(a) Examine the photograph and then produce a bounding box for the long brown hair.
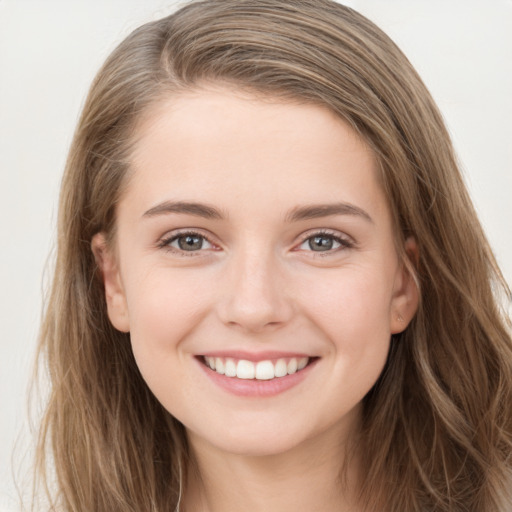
[33,1,512,510]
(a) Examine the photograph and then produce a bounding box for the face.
[93,86,418,458]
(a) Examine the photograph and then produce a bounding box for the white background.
[1,1,511,509]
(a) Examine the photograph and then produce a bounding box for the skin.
[93,85,419,511]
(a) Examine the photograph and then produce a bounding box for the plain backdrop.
[1,1,511,509]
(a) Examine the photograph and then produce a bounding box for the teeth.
[287,358,298,374]
[215,357,225,375]
[274,359,288,377]
[255,360,274,380]
[204,356,310,380]
[237,360,255,379]
[225,358,237,377]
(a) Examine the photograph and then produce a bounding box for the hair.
[33,1,512,510]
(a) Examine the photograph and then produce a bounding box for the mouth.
[199,355,317,381]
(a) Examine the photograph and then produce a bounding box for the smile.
[197,352,319,397]
[203,356,309,380]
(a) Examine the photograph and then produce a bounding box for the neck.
[184,422,362,512]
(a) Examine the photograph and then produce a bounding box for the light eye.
[166,233,213,252]
[298,233,350,252]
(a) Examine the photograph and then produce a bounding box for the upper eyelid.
[297,228,352,243]
[161,228,214,241]
[294,230,354,252]
[158,228,218,250]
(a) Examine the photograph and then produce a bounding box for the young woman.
[34,1,512,510]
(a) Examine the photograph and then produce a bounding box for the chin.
[188,419,313,458]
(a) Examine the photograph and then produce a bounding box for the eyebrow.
[142,201,224,220]
[142,200,373,224]
[285,203,373,223]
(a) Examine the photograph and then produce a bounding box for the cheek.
[124,269,213,357]
[299,266,394,343]
[317,274,393,400]
[123,269,215,415]
[297,266,394,391]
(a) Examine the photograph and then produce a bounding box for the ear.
[390,237,420,334]
[91,233,130,333]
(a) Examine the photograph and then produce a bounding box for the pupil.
[309,236,333,251]
[178,235,202,251]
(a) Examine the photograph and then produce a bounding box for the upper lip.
[199,350,315,362]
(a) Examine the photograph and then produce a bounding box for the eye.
[298,232,352,253]
[161,231,215,253]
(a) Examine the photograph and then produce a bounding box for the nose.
[216,246,294,333]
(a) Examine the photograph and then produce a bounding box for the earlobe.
[390,237,420,334]
[91,233,130,333]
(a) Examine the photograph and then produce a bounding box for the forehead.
[133,86,369,151]
[123,86,387,222]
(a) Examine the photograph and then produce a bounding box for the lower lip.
[196,358,318,397]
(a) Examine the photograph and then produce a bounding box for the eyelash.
[157,229,354,256]
[157,230,217,256]
[296,230,354,255]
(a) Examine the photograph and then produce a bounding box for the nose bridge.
[218,239,292,332]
